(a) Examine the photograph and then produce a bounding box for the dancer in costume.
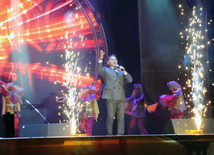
[125,83,148,134]
[159,81,186,119]
[147,81,186,119]
[0,81,24,137]
[78,85,100,136]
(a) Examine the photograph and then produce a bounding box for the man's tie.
[115,69,118,74]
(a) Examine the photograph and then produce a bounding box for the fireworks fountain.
[181,5,209,131]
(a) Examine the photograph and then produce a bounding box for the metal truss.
[73,0,108,86]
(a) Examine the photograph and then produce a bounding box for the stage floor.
[1,134,214,155]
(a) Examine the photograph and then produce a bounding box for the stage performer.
[78,85,101,136]
[0,81,24,137]
[159,81,186,119]
[98,50,133,135]
[125,83,148,134]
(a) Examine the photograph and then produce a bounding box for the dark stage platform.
[0,134,214,155]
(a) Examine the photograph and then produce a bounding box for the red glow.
[1,61,101,88]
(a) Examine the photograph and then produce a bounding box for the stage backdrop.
[0,0,107,136]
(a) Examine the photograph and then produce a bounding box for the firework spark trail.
[63,50,82,134]
[186,6,207,130]
[60,2,88,134]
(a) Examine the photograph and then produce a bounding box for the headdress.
[167,81,186,111]
[132,83,143,95]
[11,85,24,94]
[79,85,98,100]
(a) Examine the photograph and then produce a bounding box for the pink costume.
[125,84,148,134]
[159,81,186,119]
[78,86,100,136]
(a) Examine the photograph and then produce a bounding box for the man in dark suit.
[98,50,133,135]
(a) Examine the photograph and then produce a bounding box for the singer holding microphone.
[98,50,133,135]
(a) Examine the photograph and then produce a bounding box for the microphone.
[116,64,124,71]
